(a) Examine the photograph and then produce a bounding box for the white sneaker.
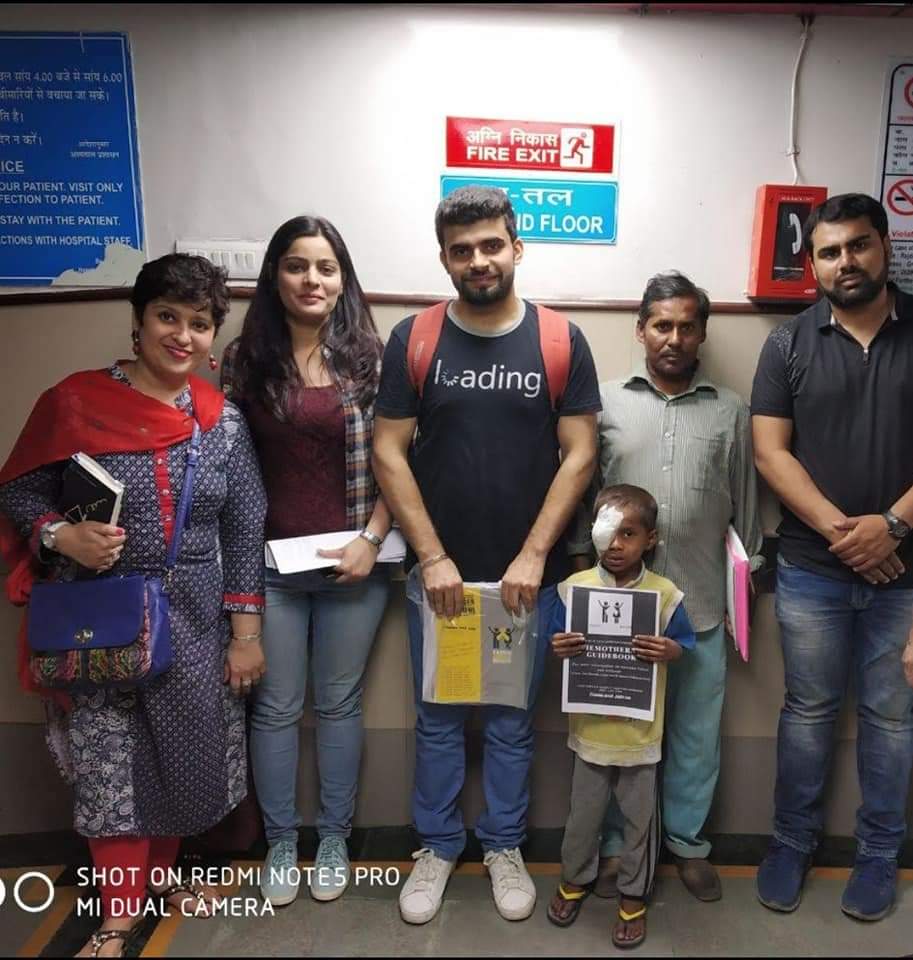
[398,848,455,924]
[483,847,536,920]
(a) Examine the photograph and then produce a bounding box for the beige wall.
[2,295,885,839]
[0,296,854,744]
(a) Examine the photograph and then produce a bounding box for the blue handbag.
[26,422,201,692]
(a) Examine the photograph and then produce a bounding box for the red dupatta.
[0,365,225,694]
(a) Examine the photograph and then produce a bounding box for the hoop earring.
[131,329,140,356]
[209,354,218,371]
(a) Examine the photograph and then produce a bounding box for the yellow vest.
[558,564,684,767]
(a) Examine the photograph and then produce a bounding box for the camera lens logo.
[0,873,55,912]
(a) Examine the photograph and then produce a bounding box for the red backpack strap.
[406,301,448,398]
[536,304,571,410]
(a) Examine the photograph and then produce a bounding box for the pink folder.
[725,525,750,662]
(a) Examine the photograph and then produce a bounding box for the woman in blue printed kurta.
[0,255,266,958]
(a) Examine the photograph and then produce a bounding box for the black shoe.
[841,856,897,922]
[756,840,811,912]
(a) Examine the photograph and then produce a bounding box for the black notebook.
[60,453,125,527]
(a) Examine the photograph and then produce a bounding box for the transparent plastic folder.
[407,569,538,709]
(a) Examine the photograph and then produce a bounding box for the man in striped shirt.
[579,271,763,902]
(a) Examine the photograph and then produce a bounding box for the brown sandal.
[83,927,136,958]
[612,899,647,949]
[546,883,590,927]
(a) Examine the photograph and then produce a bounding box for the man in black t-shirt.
[751,194,913,923]
[373,186,600,924]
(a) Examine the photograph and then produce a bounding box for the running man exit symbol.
[561,128,594,169]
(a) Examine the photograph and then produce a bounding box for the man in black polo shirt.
[751,193,913,922]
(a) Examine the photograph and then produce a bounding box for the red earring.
[209,354,218,371]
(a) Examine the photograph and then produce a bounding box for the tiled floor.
[1,862,911,957]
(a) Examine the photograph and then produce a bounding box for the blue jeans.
[600,623,726,860]
[772,556,913,859]
[406,577,560,860]
[250,567,389,844]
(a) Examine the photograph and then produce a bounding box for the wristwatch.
[883,510,912,541]
[359,529,383,548]
[39,520,67,552]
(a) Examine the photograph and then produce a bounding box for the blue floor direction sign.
[441,175,617,244]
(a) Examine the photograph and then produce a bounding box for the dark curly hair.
[130,253,230,330]
[435,185,518,247]
[232,216,382,416]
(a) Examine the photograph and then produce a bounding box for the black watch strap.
[884,510,911,540]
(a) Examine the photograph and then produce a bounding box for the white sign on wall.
[877,60,913,293]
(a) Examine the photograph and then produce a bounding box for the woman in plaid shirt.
[221,215,392,907]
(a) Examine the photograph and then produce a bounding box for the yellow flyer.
[434,588,482,702]
[411,574,536,708]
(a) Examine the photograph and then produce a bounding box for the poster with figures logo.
[587,591,633,636]
[562,586,659,720]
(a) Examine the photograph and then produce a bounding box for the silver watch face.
[887,513,911,539]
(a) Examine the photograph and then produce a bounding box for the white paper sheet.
[265,529,407,573]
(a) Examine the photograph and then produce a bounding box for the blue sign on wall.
[441,175,617,245]
[0,32,144,284]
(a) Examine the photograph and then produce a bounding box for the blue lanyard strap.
[165,421,201,571]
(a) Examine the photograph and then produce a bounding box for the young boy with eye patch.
[546,483,696,949]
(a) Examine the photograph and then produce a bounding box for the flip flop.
[612,901,647,949]
[546,883,589,927]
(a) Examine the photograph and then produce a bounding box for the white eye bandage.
[591,504,624,553]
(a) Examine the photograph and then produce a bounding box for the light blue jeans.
[406,572,560,860]
[772,555,913,859]
[600,622,726,860]
[250,567,389,844]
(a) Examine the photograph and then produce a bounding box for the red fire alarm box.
[748,184,827,301]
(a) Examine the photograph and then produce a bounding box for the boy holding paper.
[548,484,695,948]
